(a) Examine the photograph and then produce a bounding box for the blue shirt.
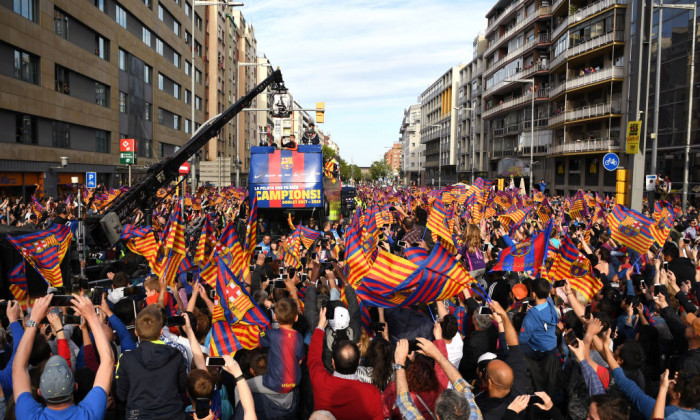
[260,328,304,393]
[519,297,558,352]
[15,387,107,420]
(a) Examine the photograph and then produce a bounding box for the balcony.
[494,127,505,137]
[484,6,552,59]
[506,122,522,134]
[566,101,621,123]
[552,0,567,14]
[548,111,567,126]
[550,137,621,154]
[484,33,551,79]
[482,88,550,118]
[569,0,627,26]
[484,59,550,99]
[550,31,625,70]
[551,17,568,42]
[566,65,624,91]
[486,0,524,36]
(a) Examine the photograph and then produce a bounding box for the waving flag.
[356,249,419,306]
[651,201,674,246]
[569,190,588,219]
[550,235,603,300]
[537,198,552,223]
[426,198,457,254]
[8,262,27,301]
[194,216,216,265]
[7,224,73,287]
[283,225,302,268]
[243,196,258,263]
[299,225,322,249]
[155,200,186,287]
[31,196,44,217]
[491,220,552,273]
[344,209,371,287]
[121,225,159,270]
[607,204,656,254]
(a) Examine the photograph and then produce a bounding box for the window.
[95,82,107,107]
[185,31,192,45]
[15,114,36,144]
[173,20,180,37]
[55,65,70,94]
[158,73,164,90]
[185,1,191,17]
[173,82,180,100]
[195,96,202,110]
[173,114,180,130]
[145,102,152,121]
[95,130,109,153]
[195,69,202,84]
[185,60,190,75]
[95,35,109,60]
[94,0,104,12]
[119,49,128,71]
[195,14,202,31]
[173,52,180,68]
[156,38,163,55]
[138,138,153,158]
[52,121,70,148]
[144,64,152,84]
[143,0,151,8]
[13,48,39,84]
[184,89,191,104]
[194,41,202,57]
[13,0,37,22]
[157,4,164,20]
[116,5,127,28]
[158,108,163,124]
[119,91,127,113]
[54,9,69,39]
[142,27,151,46]
[185,118,191,134]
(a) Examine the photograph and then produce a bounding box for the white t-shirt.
[444,334,464,369]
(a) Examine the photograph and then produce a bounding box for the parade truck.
[249,145,333,238]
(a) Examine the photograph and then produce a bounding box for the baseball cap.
[328,306,350,331]
[684,313,700,336]
[512,283,528,301]
[40,355,74,403]
[477,352,498,365]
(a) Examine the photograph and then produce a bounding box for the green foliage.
[369,160,391,181]
[321,145,336,162]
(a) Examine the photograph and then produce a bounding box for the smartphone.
[482,243,489,252]
[195,398,210,420]
[397,240,408,248]
[287,268,296,279]
[369,321,386,333]
[522,300,530,311]
[640,280,646,291]
[205,357,226,366]
[254,246,263,252]
[584,304,591,319]
[299,272,308,281]
[209,289,216,299]
[279,267,286,275]
[91,286,104,306]
[274,280,286,289]
[166,316,186,327]
[553,280,567,288]
[663,261,669,271]
[61,315,82,325]
[478,306,492,315]
[654,284,661,295]
[249,264,255,272]
[564,329,578,348]
[529,394,545,405]
[310,252,317,260]
[408,339,420,353]
[50,295,75,306]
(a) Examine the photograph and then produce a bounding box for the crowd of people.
[0,183,699,420]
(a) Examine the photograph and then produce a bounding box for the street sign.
[120,152,134,165]
[603,153,620,171]
[625,121,641,154]
[86,172,96,189]
[646,175,658,192]
[120,138,135,152]
[179,162,190,174]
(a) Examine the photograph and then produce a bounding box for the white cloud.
[243,0,492,165]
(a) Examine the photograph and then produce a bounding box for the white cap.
[328,306,350,331]
[477,352,497,364]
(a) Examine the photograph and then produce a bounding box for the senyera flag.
[606,204,656,254]
[550,235,603,300]
[7,224,73,287]
[491,220,553,274]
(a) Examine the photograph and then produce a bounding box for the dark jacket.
[459,326,498,382]
[668,257,696,288]
[234,390,299,420]
[116,340,188,420]
[474,345,528,420]
[384,306,434,346]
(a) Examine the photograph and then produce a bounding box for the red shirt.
[308,329,383,420]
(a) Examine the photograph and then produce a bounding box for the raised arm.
[490,300,518,347]
[73,295,115,393]
[184,312,206,370]
[223,355,257,420]
[12,296,51,396]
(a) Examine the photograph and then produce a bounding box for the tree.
[351,165,363,181]
[321,145,337,162]
[369,160,391,181]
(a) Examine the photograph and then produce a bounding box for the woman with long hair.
[459,224,486,281]
[357,337,393,392]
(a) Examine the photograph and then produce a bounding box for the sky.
[244,0,493,166]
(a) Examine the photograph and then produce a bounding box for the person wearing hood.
[115,304,188,419]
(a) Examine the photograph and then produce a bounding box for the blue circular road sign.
[603,153,619,171]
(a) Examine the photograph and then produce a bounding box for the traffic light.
[316,102,325,124]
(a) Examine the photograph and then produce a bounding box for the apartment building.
[384,142,402,174]
[399,104,423,185]
[420,65,464,187]
[0,0,206,198]
[256,55,273,140]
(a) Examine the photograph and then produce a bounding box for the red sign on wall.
[179,162,191,174]
[120,139,136,152]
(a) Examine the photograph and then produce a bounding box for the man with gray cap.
[13,294,115,419]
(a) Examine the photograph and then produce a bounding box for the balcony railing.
[484,6,552,58]
[566,101,621,122]
[484,57,550,99]
[569,0,627,26]
[550,31,625,70]
[494,127,505,137]
[567,65,624,90]
[486,0,524,36]
[484,33,551,79]
[506,122,522,134]
[552,0,567,14]
[551,17,568,42]
[521,144,551,155]
[549,81,567,98]
[550,138,621,154]
[483,88,550,118]
[523,118,550,129]
[549,112,567,126]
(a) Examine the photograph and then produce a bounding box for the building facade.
[384,142,402,174]
[399,104,423,184]
[0,0,207,198]
[420,65,463,187]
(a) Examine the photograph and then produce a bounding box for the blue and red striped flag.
[344,209,371,288]
[283,225,302,268]
[194,216,216,265]
[7,224,73,287]
[155,200,186,287]
[606,204,656,254]
[299,225,322,249]
[491,220,553,273]
[426,198,457,254]
[121,224,159,272]
[8,262,27,301]
[651,201,674,246]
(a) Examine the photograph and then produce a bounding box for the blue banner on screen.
[250,146,323,208]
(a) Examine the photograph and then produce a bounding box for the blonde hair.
[461,224,481,252]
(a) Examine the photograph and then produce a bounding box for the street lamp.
[649,2,696,211]
[235,61,273,187]
[191,1,244,191]
[505,78,535,195]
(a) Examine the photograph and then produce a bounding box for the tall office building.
[0,0,206,198]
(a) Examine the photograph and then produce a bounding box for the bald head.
[331,340,360,375]
[486,360,513,392]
